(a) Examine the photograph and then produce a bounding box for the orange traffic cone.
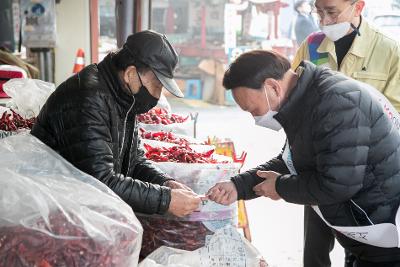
[72,48,85,74]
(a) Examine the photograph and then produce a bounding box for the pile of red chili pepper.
[138,216,213,259]
[140,128,191,146]
[0,110,35,132]
[144,143,225,163]
[0,209,139,267]
[137,107,189,125]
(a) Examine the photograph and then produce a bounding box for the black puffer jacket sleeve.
[32,92,171,215]
[231,146,289,200]
[276,91,370,205]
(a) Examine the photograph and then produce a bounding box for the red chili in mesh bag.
[137,107,189,125]
[144,144,226,164]
[0,110,35,132]
[138,216,214,259]
[0,209,138,267]
[140,128,190,146]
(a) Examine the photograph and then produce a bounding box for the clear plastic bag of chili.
[0,134,143,267]
[137,108,194,136]
[3,78,55,118]
[140,128,195,146]
[139,227,268,267]
[137,156,240,259]
[142,143,231,164]
[140,131,218,160]
[0,108,35,138]
[137,108,189,125]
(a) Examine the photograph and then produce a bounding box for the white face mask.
[319,4,356,41]
[253,86,282,131]
[320,22,351,41]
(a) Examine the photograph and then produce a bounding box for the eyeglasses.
[137,70,163,91]
[316,1,357,25]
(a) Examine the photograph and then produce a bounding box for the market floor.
[168,98,345,267]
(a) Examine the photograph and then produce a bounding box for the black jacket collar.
[97,53,135,114]
[275,61,319,130]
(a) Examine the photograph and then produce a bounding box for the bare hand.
[206,181,238,205]
[168,189,201,217]
[164,180,193,192]
[253,171,281,200]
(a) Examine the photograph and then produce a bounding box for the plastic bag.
[156,93,172,113]
[0,65,28,98]
[139,227,268,267]
[0,107,14,139]
[0,106,10,115]
[137,162,240,258]
[0,106,31,139]
[138,119,194,137]
[3,78,55,117]
[141,139,220,156]
[140,129,201,146]
[0,134,143,267]
[137,108,194,136]
[0,130,17,139]
[0,129,28,139]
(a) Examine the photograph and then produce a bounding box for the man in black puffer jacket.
[208,50,400,266]
[31,30,201,217]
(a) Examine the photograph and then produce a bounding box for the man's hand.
[206,181,238,206]
[164,180,193,192]
[253,171,281,201]
[168,189,201,217]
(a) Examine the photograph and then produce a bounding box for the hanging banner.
[21,0,56,48]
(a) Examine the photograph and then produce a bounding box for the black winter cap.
[123,30,183,98]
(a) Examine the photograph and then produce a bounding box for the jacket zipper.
[118,96,135,175]
[126,116,138,177]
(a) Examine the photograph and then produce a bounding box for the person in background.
[292,0,400,265]
[293,0,400,110]
[294,0,319,45]
[208,49,400,267]
[31,30,201,218]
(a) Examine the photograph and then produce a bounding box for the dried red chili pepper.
[138,216,214,259]
[0,209,139,267]
[140,129,191,146]
[143,144,226,164]
[0,110,35,132]
[137,108,189,125]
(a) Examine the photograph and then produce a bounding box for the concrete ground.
[168,98,345,267]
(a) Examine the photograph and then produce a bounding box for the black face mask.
[132,71,159,114]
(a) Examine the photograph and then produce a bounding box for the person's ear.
[265,78,281,98]
[123,65,137,84]
[354,1,365,17]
